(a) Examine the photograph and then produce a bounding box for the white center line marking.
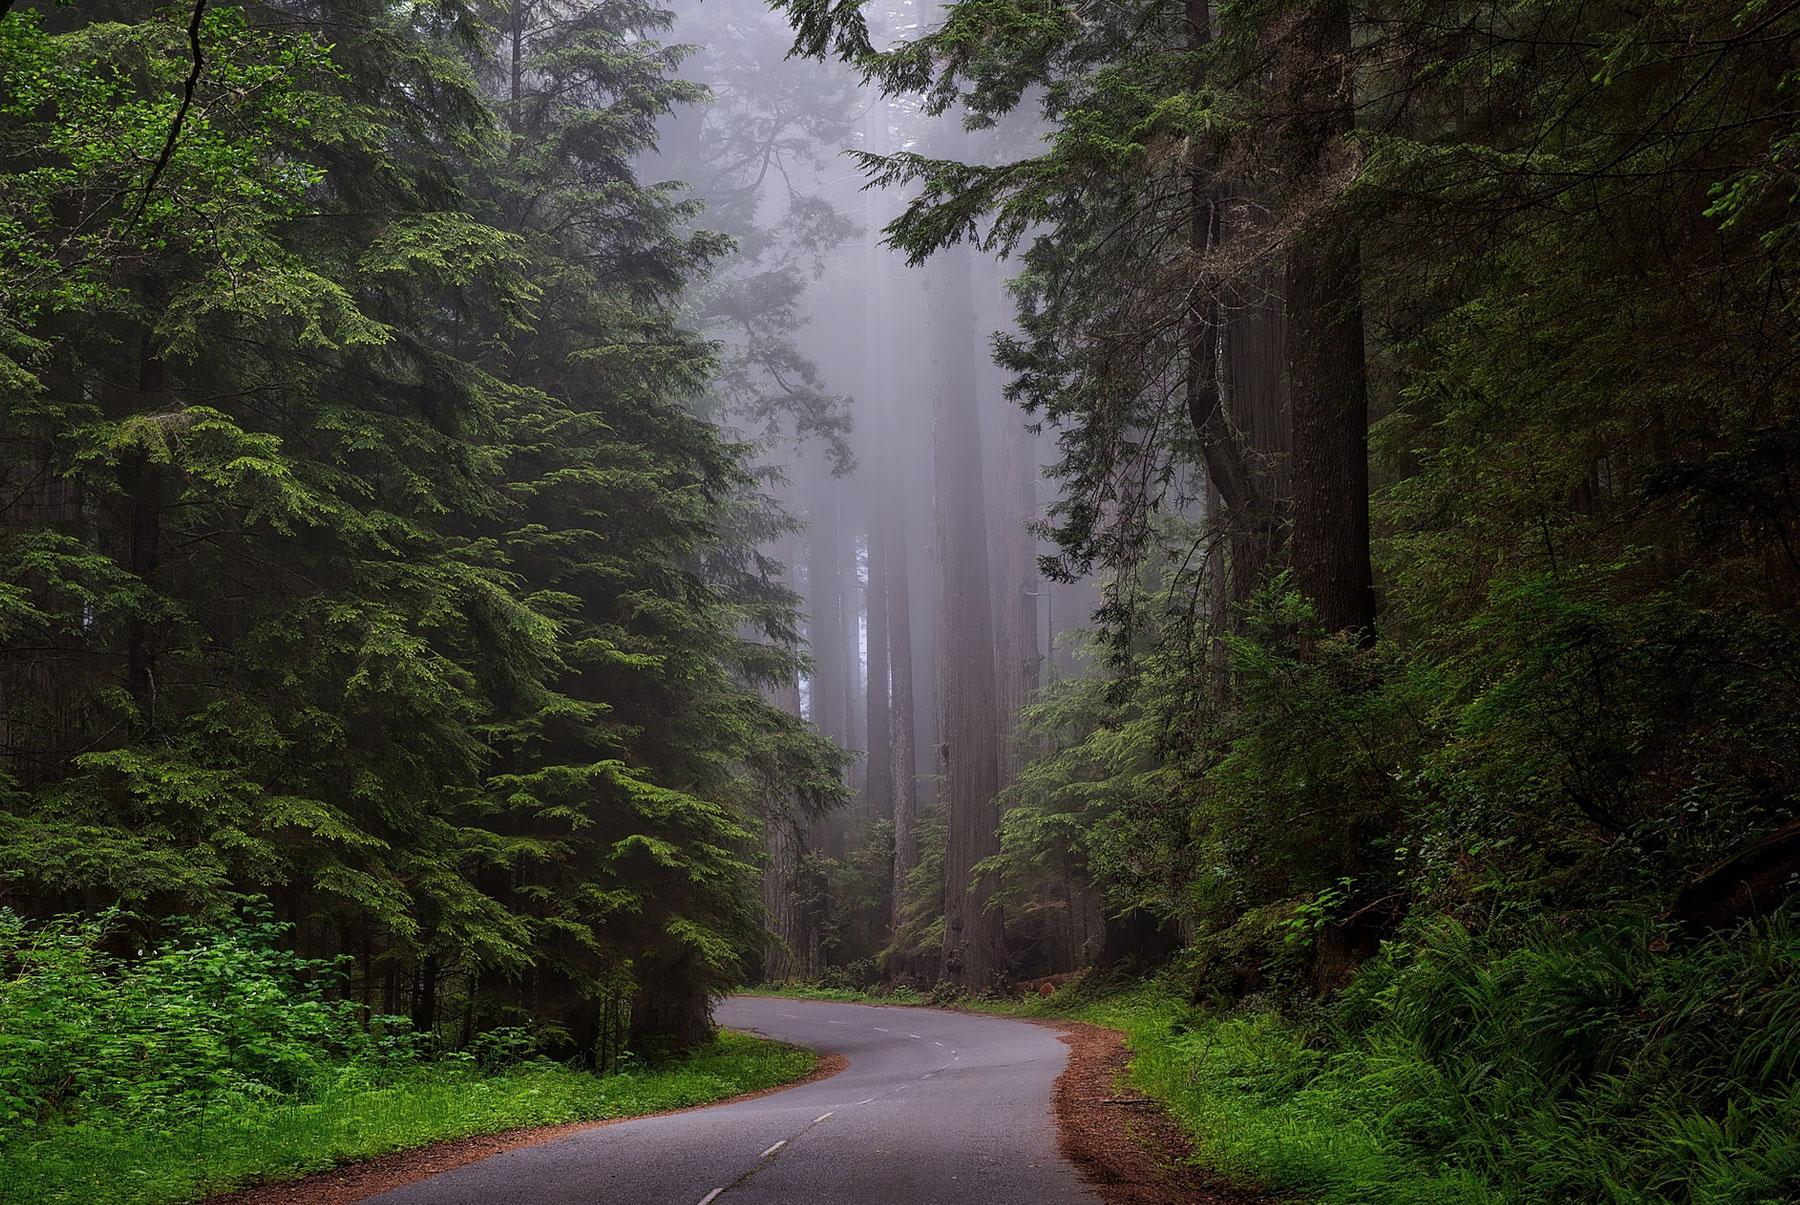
[855,1097,875,1105]
[872,1026,889,1032]
[777,1012,798,1019]
[699,1191,725,1205]
[908,1033,923,1039]
[760,1140,786,1159]
[814,1112,834,1123]
[933,1041,945,1047]
[828,1020,847,1025]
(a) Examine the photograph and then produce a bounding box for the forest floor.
[0,1032,818,1205]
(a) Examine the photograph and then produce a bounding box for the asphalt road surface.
[365,995,1099,1205]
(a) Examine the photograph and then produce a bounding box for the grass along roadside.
[752,912,1800,1204]
[0,1030,815,1205]
[747,979,1458,1200]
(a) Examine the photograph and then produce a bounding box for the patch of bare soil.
[204,1052,848,1205]
[1037,1019,1271,1205]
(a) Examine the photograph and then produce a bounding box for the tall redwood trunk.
[885,481,919,935]
[862,175,894,821]
[987,266,1039,785]
[807,458,851,772]
[930,229,1006,989]
[1283,0,1374,637]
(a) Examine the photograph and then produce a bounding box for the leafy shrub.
[0,906,400,1130]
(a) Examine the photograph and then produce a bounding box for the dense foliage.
[0,908,813,1203]
[0,0,843,1059]
[778,0,1800,1197]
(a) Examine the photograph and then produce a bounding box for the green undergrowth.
[753,909,1800,1204]
[1,911,815,1205]
[746,982,930,1005]
[1,1030,813,1205]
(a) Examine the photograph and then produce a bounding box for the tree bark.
[929,227,1006,989]
[1283,0,1374,638]
[886,489,919,935]
[862,169,895,822]
[988,267,1039,786]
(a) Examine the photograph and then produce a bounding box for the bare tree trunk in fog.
[807,463,847,749]
[763,513,816,979]
[876,314,919,940]
[930,234,1007,990]
[844,512,864,793]
[865,518,892,819]
[806,461,850,857]
[860,123,919,937]
[989,270,1039,786]
[1282,0,1374,638]
[886,480,919,934]
[862,252,891,819]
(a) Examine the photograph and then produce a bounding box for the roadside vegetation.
[761,905,1800,1205]
[0,910,815,1205]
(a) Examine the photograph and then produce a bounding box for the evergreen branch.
[124,0,208,232]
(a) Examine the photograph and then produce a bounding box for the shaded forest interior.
[4,0,1800,1200]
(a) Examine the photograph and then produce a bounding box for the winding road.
[365,995,1099,1205]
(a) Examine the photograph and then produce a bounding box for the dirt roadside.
[1040,1017,1272,1205]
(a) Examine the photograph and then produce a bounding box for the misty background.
[641,0,1109,985]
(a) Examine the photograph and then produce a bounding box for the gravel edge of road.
[201,1051,849,1205]
[1037,1018,1273,1205]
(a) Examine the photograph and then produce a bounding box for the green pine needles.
[0,0,844,1072]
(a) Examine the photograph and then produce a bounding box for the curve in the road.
[364,995,1098,1205]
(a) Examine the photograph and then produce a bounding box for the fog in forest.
[635,0,1111,986]
[10,0,1798,1193]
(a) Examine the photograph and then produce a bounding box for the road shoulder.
[1040,1018,1272,1205]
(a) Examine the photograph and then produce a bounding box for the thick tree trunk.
[761,807,812,980]
[1184,0,1272,606]
[879,375,920,940]
[862,177,894,822]
[861,110,920,941]
[1282,0,1374,638]
[929,230,1006,990]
